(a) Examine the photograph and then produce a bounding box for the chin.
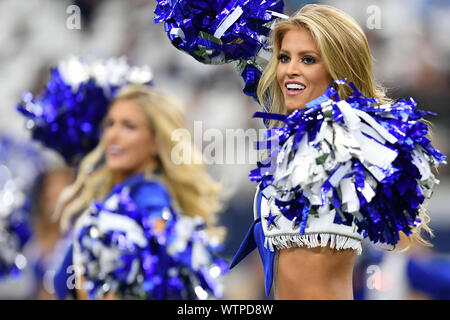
[285,100,307,112]
[106,161,126,172]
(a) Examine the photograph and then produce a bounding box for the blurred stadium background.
[0,0,449,299]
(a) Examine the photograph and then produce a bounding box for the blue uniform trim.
[129,176,172,219]
[229,218,259,269]
[230,189,276,296]
[54,243,74,300]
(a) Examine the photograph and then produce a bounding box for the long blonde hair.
[57,85,222,232]
[257,4,433,248]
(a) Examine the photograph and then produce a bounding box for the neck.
[111,160,159,186]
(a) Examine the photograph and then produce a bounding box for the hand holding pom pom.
[154,0,287,100]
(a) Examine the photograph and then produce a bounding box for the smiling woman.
[230,3,440,300]
[235,4,381,299]
[53,85,227,300]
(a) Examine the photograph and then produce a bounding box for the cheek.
[129,132,153,159]
[309,66,331,89]
[103,128,114,143]
[276,64,284,86]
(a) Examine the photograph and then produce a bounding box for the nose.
[286,59,301,77]
[104,123,119,144]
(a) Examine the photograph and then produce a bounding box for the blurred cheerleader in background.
[29,166,75,299]
[55,85,227,300]
[0,134,74,299]
[0,134,48,298]
[153,2,446,299]
[17,57,228,300]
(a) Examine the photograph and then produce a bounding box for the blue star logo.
[265,211,280,231]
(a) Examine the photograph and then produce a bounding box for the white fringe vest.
[256,186,363,255]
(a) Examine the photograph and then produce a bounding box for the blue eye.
[302,56,316,65]
[277,54,290,63]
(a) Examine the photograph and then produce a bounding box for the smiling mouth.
[108,145,124,156]
[285,82,306,96]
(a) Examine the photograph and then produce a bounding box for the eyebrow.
[279,49,320,56]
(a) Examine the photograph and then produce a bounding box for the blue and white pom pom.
[75,186,227,300]
[154,0,287,100]
[250,80,446,246]
[0,135,47,279]
[16,56,153,165]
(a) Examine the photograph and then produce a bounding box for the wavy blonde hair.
[257,4,433,248]
[56,85,223,234]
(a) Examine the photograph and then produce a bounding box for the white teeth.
[286,83,305,90]
[109,145,123,154]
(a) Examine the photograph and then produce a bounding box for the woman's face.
[103,99,156,178]
[276,27,332,112]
